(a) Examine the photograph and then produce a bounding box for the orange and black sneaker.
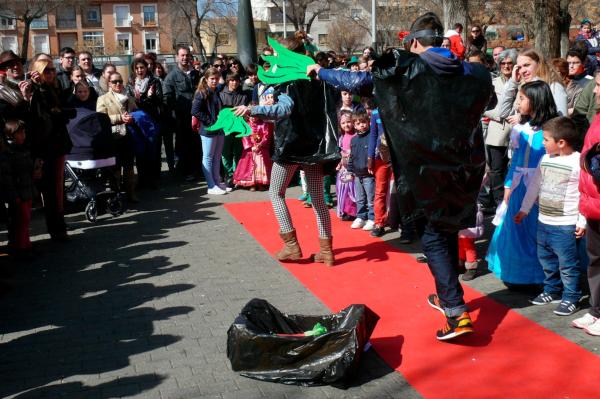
[427,293,445,316]
[436,312,473,341]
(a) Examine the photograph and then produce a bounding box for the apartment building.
[0,0,173,58]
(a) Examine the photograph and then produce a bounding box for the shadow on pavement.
[0,183,215,398]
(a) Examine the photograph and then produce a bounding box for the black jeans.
[421,222,467,317]
[480,145,508,207]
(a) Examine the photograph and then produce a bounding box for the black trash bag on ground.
[227,298,379,386]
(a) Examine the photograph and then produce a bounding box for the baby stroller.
[64,107,124,222]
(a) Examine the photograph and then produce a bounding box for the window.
[144,31,158,52]
[269,7,283,24]
[0,16,15,30]
[216,33,230,46]
[82,31,104,54]
[350,8,362,20]
[114,5,131,27]
[57,7,77,29]
[32,35,50,54]
[116,32,132,54]
[318,12,330,21]
[318,34,328,46]
[58,33,77,50]
[142,4,157,26]
[86,6,100,22]
[31,15,49,29]
[1,36,17,52]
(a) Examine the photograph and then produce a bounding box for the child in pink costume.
[336,110,357,219]
[233,88,274,190]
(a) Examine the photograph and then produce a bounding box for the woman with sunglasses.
[27,59,72,241]
[97,72,139,203]
[127,58,163,187]
[467,25,487,55]
[479,48,518,211]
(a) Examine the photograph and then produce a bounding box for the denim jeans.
[354,175,375,221]
[537,222,582,303]
[421,222,467,317]
[200,134,225,188]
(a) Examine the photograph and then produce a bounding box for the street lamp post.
[371,0,376,50]
[283,0,287,38]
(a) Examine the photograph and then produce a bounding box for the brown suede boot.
[313,237,334,266]
[275,230,303,261]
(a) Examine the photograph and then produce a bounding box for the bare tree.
[0,0,86,58]
[533,0,567,58]
[168,0,235,60]
[269,0,343,34]
[327,18,365,54]
[441,0,469,34]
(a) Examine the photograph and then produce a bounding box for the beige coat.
[483,75,511,147]
[96,90,137,135]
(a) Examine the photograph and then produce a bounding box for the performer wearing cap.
[307,12,493,341]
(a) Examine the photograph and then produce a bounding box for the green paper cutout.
[205,108,252,138]
[257,36,315,85]
[304,322,327,336]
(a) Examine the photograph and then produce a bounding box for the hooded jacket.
[580,114,600,220]
[319,47,492,231]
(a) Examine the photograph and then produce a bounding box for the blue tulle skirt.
[486,179,545,284]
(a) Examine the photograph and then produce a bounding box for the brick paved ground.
[0,175,597,399]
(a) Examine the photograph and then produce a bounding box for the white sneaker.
[351,218,365,229]
[572,312,598,329]
[584,318,600,336]
[218,184,233,192]
[207,187,227,195]
[362,220,375,231]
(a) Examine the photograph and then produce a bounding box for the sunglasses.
[110,79,123,84]
[214,64,223,68]
[472,29,481,33]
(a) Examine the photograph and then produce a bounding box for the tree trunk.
[559,0,571,57]
[533,0,561,58]
[20,19,31,59]
[442,0,468,37]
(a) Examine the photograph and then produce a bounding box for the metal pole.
[283,1,287,38]
[371,0,376,49]
[236,0,257,68]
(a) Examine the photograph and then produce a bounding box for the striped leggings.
[269,162,332,238]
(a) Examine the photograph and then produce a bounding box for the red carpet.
[225,200,597,398]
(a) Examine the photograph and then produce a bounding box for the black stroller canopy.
[67,108,115,161]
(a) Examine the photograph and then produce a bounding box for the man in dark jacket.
[308,12,492,341]
[56,47,76,93]
[163,46,200,180]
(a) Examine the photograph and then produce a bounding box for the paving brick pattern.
[0,180,421,399]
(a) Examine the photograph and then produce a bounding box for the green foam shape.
[206,108,252,137]
[257,36,314,85]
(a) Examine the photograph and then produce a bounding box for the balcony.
[31,18,49,30]
[56,19,77,30]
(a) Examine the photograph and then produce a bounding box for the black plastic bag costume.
[272,79,340,170]
[372,49,492,232]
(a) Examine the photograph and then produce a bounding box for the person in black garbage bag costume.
[307,12,493,341]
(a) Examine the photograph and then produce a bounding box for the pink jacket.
[580,114,600,220]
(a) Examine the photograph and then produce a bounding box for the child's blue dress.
[486,122,546,284]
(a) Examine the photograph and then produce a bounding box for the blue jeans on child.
[200,134,225,189]
[537,222,582,303]
[354,176,375,221]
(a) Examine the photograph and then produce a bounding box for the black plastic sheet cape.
[372,49,493,232]
[271,79,341,171]
[227,298,379,386]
